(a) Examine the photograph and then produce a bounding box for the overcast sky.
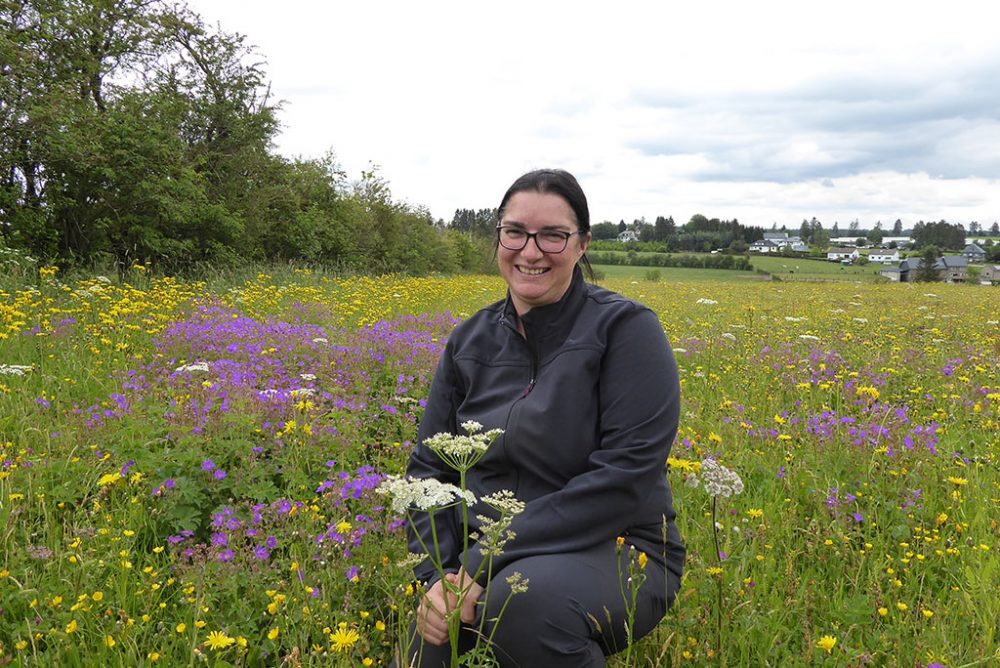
[187,0,1000,230]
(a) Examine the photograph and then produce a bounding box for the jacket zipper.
[501,316,538,398]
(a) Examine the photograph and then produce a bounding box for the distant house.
[891,255,967,282]
[980,265,1000,283]
[790,242,810,253]
[880,265,902,281]
[868,249,901,264]
[616,230,639,243]
[937,255,968,282]
[961,243,987,263]
[826,247,860,262]
[750,239,782,253]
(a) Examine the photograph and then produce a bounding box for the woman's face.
[497,191,590,315]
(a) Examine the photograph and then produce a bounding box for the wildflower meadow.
[1,264,998,666]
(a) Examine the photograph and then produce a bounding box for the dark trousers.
[398,541,680,668]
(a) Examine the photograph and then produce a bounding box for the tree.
[892,219,904,235]
[798,220,811,243]
[991,222,1000,236]
[618,220,626,233]
[915,246,940,282]
[653,215,675,242]
[591,222,618,241]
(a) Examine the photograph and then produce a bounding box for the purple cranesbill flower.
[777,466,785,479]
[201,459,216,472]
[253,546,270,560]
[211,532,228,547]
[213,469,227,480]
[345,566,359,581]
[852,512,864,523]
[218,549,235,563]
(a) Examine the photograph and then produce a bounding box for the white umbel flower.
[699,458,744,498]
[377,475,477,514]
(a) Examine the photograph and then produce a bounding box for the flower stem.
[712,495,723,659]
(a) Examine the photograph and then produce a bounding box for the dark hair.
[495,169,595,279]
[497,169,590,233]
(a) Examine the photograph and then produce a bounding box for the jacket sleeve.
[404,339,464,584]
[462,306,680,583]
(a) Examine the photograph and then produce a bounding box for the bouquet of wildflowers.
[378,422,525,667]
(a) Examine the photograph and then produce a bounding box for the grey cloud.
[625,60,1000,183]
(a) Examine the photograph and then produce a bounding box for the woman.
[403,169,684,667]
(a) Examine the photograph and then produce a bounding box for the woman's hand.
[416,578,456,646]
[446,567,484,625]
[416,569,485,646]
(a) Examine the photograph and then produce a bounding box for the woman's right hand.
[416,579,456,646]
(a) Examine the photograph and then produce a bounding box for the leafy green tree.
[915,246,940,282]
[591,222,618,241]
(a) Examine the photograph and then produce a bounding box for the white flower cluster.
[695,458,744,498]
[481,490,526,517]
[696,298,718,305]
[474,513,516,557]
[505,571,529,595]
[473,490,526,557]
[377,475,477,515]
[422,421,503,472]
[0,364,33,376]
[174,362,210,374]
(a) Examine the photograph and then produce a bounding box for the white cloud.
[187,0,1000,228]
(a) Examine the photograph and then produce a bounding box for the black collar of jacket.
[500,265,588,351]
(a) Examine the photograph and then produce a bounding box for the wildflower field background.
[1,264,998,666]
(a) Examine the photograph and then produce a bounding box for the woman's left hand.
[445,567,484,624]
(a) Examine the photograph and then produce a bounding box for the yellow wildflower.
[816,635,837,653]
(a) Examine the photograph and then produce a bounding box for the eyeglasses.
[496,226,582,254]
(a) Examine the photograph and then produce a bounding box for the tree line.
[1,1,489,274]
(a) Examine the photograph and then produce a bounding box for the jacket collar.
[501,265,587,347]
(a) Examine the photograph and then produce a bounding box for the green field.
[591,263,759,282]
[592,251,889,282]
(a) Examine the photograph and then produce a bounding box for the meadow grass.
[1,266,998,666]
[593,251,890,282]
[591,264,758,282]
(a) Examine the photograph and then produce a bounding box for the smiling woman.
[402,169,684,667]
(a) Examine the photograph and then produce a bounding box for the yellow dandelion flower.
[816,635,837,653]
[947,476,968,486]
[330,626,360,652]
[896,602,908,612]
[147,652,160,662]
[205,630,235,650]
[104,635,116,648]
[267,627,280,641]
[92,591,103,602]
[65,619,78,634]
[176,623,187,633]
[878,607,888,617]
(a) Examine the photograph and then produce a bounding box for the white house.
[827,247,860,262]
[750,239,782,253]
[616,230,639,243]
[868,249,900,264]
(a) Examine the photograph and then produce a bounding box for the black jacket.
[406,268,684,586]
